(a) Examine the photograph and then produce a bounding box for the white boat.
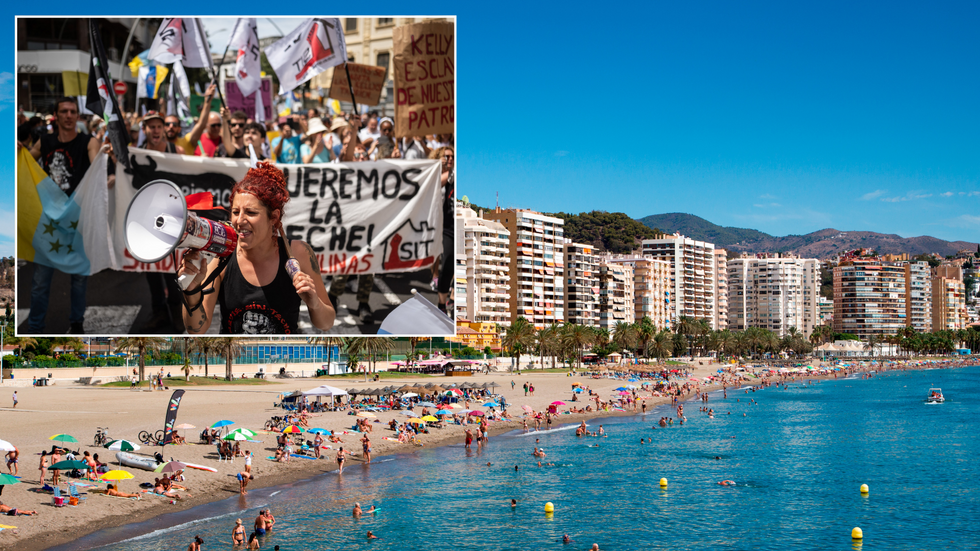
[925,388,945,404]
[115,451,161,471]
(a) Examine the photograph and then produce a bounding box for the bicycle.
[138,429,165,445]
[264,416,287,431]
[93,427,111,447]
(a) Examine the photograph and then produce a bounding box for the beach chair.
[215,443,226,462]
[68,483,86,503]
[52,486,66,507]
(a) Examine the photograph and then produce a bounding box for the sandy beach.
[0,358,860,550]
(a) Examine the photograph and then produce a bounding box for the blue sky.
[4,2,980,259]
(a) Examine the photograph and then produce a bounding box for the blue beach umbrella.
[435,410,453,415]
[483,402,499,408]
[211,420,235,428]
[307,428,329,435]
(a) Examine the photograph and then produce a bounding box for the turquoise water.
[56,366,980,550]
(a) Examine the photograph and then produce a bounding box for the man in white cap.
[301,117,334,163]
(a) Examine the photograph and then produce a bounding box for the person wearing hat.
[272,120,302,164]
[327,117,348,158]
[142,111,183,154]
[300,117,334,163]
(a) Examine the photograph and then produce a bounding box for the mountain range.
[637,213,979,258]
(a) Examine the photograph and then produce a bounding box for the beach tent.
[302,385,349,397]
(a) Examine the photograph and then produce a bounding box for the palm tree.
[115,337,166,385]
[612,322,638,358]
[636,317,656,361]
[561,323,595,371]
[763,331,780,358]
[342,337,366,376]
[308,336,344,372]
[646,330,675,364]
[407,337,427,368]
[864,334,883,366]
[179,339,194,382]
[716,329,734,359]
[502,317,536,371]
[537,325,561,369]
[190,337,221,378]
[360,337,395,373]
[217,337,246,381]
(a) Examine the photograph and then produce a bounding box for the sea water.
[56,365,980,550]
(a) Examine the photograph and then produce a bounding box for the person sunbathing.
[105,484,141,499]
[0,502,38,516]
[328,431,343,443]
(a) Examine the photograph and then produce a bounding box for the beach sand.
[0,358,793,551]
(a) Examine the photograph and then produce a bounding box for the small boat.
[116,451,161,471]
[925,388,945,404]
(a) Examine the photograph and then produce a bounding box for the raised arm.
[185,83,217,153]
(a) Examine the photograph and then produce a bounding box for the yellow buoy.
[544,502,554,513]
[860,484,869,494]
[659,478,668,487]
[851,527,863,540]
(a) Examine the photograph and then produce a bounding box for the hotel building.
[598,261,634,330]
[931,278,967,331]
[605,255,672,330]
[484,208,565,328]
[726,254,821,336]
[640,234,717,328]
[714,249,729,330]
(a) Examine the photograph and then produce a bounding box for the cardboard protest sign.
[225,79,274,120]
[393,21,455,137]
[329,62,387,106]
[113,149,443,276]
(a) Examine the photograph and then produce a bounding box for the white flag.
[254,88,265,123]
[148,18,213,69]
[229,18,262,97]
[264,18,347,94]
[167,60,193,127]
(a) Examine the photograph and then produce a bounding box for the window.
[377,18,394,27]
[346,18,358,32]
[376,52,390,71]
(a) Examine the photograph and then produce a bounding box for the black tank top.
[218,244,301,334]
[40,132,92,195]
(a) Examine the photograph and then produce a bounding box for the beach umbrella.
[49,434,78,444]
[550,401,566,406]
[468,410,484,416]
[307,428,329,435]
[522,405,533,413]
[211,420,235,428]
[437,404,454,409]
[421,415,439,422]
[0,440,15,452]
[483,402,499,408]
[486,382,500,388]
[445,389,462,396]
[230,428,257,438]
[281,425,304,434]
[223,432,249,441]
[435,409,453,415]
[614,387,628,391]
[401,392,419,399]
[155,461,187,474]
[49,459,90,470]
[406,418,424,424]
[100,470,134,482]
[106,440,141,452]
[174,423,196,430]
[356,412,377,418]
[0,473,20,486]
[419,401,437,407]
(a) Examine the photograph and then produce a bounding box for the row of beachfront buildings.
[452,205,978,349]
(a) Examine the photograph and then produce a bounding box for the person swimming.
[719,480,736,486]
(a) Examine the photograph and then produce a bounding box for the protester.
[272,120,302,163]
[24,96,102,334]
[432,146,456,316]
[300,117,334,163]
[178,162,336,334]
[141,111,183,153]
[217,108,267,160]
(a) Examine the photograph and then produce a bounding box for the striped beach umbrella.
[106,440,141,452]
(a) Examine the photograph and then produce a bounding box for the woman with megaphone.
[178,162,336,334]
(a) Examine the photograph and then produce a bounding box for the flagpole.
[343,62,358,113]
[195,18,227,110]
[214,18,239,102]
[116,18,141,82]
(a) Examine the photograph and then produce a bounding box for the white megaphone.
[123,180,238,290]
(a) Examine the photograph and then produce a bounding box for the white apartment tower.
[714,249,729,330]
[484,208,565,327]
[641,234,717,328]
[563,242,600,327]
[727,254,821,336]
[456,207,512,325]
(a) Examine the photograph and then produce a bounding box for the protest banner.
[113,149,443,276]
[328,62,387,106]
[225,79,273,120]
[392,21,455,137]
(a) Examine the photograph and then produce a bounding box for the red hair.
[231,161,289,217]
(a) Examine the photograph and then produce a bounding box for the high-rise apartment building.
[484,208,565,328]
[640,234,717,328]
[833,261,908,339]
[598,261,634,330]
[605,255,672,330]
[714,249,728,330]
[905,262,932,333]
[818,297,834,325]
[456,207,511,325]
[726,254,821,336]
[931,278,967,330]
[563,242,599,326]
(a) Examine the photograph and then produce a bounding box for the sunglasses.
[381,126,393,132]
[210,123,222,128]
[230,122,244,128]
[165,122,180,127]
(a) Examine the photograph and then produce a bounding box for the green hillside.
[636,213,772,247]
[549,211,661,254]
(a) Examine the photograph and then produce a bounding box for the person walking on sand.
[38,451,48,485]
[5,447,18,476]
[244,450,252,474]
[11,391,17,408]
[523,382,528,396]
[361,434,372,463]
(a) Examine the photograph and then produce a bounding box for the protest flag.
[148,18,213,68]
[137,64,169,99]
[227,18,262,97]
[86,19,130,170]
[167,60,194,127]
[264,18,347,94]
[17,148,116,275]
